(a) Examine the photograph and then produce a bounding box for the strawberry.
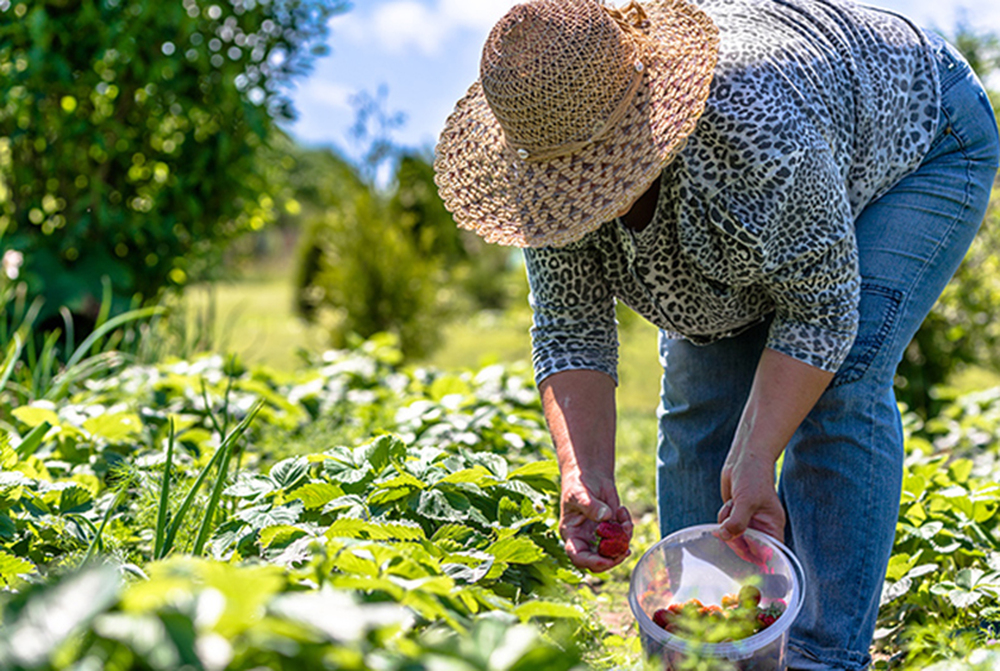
[756,612,778,629]
[652,608,671,629]
[594,520,629,558]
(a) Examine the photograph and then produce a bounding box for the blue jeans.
[655,35,1000,670]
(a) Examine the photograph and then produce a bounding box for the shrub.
[0,0,344,336]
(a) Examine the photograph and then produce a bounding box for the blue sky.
[282,0,1000,163]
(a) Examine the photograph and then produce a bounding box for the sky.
[282,0,1000,164]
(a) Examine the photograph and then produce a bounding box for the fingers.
[717,497,753,542]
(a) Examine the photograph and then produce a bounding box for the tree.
[0,0,346,335]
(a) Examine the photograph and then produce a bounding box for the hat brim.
[433,0,720,248]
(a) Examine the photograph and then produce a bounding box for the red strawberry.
[594,520,629,558]
[652,608,670,629]
[756,612,778,629]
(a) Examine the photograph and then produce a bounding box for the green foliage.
[294,151,522,360]
[0,0,345,333]
[0,326,616,670]
[896,25,1000,417]
[897,189,1000,417]
[874,393,1000,668]
[296,187,449,359]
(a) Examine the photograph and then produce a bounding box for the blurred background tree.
[0,0,346,340]
[895,24,1000,417]
[291,91,519,360]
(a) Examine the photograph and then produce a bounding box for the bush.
[0,0,344,336]
[295,152,522,361]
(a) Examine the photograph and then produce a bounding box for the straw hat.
[433,0,719,248]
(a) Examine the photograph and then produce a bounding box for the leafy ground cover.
[1,310,999,669]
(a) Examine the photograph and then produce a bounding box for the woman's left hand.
[717,449,786,543]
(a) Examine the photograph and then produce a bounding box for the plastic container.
[628,524,805,671]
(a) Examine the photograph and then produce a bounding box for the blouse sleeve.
[522,241,620,385]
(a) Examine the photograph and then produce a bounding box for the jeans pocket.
[831,282,903,388]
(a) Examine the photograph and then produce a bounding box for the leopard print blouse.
[524,0,940,384]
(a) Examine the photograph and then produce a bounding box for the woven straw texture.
[433,0,719,248]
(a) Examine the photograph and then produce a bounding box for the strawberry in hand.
[594,520,630,559]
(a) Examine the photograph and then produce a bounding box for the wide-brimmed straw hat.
[433,0,719,248]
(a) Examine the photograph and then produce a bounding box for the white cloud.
[438,0,516,31]
[339,0,517,56]
[371,1,447,55]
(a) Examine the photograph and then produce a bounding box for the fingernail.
[596,504,611,520]
[717,529,732,541]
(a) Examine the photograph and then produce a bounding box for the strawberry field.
[1,316,1000,670]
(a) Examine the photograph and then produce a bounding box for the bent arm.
[718,347,834,541]
[540,369,632,572]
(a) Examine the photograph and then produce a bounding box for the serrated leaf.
[436,466,495,487]
[508,460,560,480]
[258,524,309,549]
[0,550,36,584]
[322,494,368,519]
[326,517,369,539]
[223,474,277,499]
[12,405,60,429]
[948,458,974,484]
[82,413,143,442]
[431,523,478,544]
[236,502,304,531]
[514,600,583,621]
[58,485,93,514]
[360,435,406,475]
[885,553,917,581]
[270,457,310,490]
[289,482,344,509]
[487,537,545,565]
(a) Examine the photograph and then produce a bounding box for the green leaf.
[508,460,560,480]
[514,600,584,621]
[436,466,496,487]
[360,434,406,475]
[0,565,119,665]
[258,524,309,549]
[58,485,93,514]
[429,375,472,401]
[0,550,36,585]
[948,458,974,484]
[236,502,305,532]
[223,474,277,499]
[12,405,60,429]
[487,537,545,565]
[289,482,344,509]
[82,412,143,442]
[270,456,310,490]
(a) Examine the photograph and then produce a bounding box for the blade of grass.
[91,276,113,357]
[153,419,177,560]
[162,399,263,557]
[81,489,121,564]
[200,380,225,437]
[0,332,24,392]
[191,399,263,556]
[63,306,165,371]
[15,421,50,460]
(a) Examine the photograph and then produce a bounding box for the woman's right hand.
[559,469,633,572]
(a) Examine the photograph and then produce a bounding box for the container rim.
[627,524,806,659]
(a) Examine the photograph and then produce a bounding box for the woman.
[433,0,1000,667]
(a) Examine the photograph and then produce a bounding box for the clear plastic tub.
[628,524,805,670]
